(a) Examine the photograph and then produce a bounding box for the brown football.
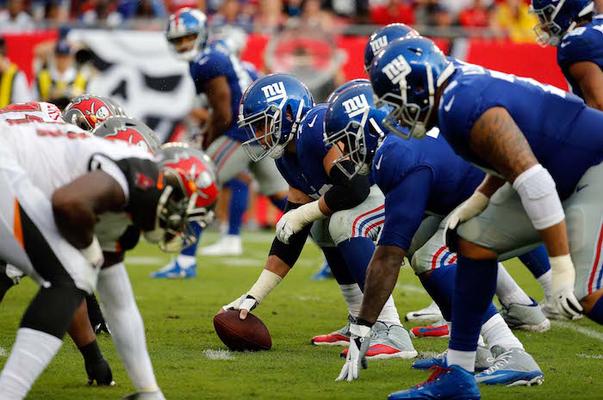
[213,309,272,351]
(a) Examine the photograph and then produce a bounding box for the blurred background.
[0,0,565,229]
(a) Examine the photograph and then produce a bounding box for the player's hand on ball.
[85,356,115,386]
[444,191,489,238]
[551,257,583,319]
[336,322,371,382]
[222,294,258,320]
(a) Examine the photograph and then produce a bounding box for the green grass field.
[1,231,603,399]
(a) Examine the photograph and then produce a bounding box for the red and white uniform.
[0,102,62,124]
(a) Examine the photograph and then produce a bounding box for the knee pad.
[328,212,352,245]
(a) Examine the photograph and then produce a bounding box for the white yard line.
[202,349,234,360]
[125,256,165,266]
[576,353,603,360]
[552,320,603,343]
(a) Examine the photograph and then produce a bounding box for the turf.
[1,231,602,399]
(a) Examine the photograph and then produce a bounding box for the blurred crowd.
[0,0,539,42]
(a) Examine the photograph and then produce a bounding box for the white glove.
[336,323,371,382]
[550,255,583,319]
[276,201,325,244]
[444,191,489,241]
[81,236,104,268]
[222,294,258,320]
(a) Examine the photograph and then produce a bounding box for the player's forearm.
[206,109,232,142]
[51,195,96,249]
[538,221,570,257]
[358,246,406,325]
[477,174,506,198]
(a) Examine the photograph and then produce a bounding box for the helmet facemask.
[532,2,565,46]
[167,32,206,61]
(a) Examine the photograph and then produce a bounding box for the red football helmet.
[146,143,218,252]
[93,117,160,153]
[63,94,127,131]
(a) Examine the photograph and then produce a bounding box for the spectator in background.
[284,0,303,17]
[493,0,537,42]
[254,0,285,33]
[458,0,491,28]
[370,0,414,25]
[164,0,206,14]
[79,0,122,26]
[117,0,167,19]
[0,0,35,32]
[297,0,333,31]
[0,36,32,107]
[210,0,254,32]
[33,41,88,109]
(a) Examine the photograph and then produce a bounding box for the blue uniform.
[275,105,332,199]
[557,16,603,98]
[374,133,483,251]
[438,63,603,200]
[188,42,252,142]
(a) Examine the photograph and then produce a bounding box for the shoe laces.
[482,350,513,374]
[416,366,448,387]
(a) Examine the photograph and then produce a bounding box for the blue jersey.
[275,105,333,199]
[374,133,483,251]
[242,61,261,82]
[188,42,252,142]
[438,62,603,200]
[557,16,603,98]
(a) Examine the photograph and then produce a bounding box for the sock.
[587,296,603,325]
[376,296,401,325]
[518,245,551,279]
[419,265,457,321]
[537,270,553,303]
[180,222,203,258]
[336,237,375,289]
[496,263,532,307]
[481,313,524,350]
[224,179,249,236]
[339,284,363,318]
[0,328,63,400]
[97,263,158,392]
[85,294,105,328]
[176,255,196,269]
[448,255,498,371]
[269,194,288,212]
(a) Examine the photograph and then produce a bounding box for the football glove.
[550,255,583,319]
[276,201,325,244]
[336,322,371,382]
[222,294,258,320]
[85,356,115,386]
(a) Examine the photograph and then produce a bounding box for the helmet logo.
[261,82,287,103]
[95,106,110,121]
[382,55,411,85]
[369,36,388,53]
[342,95,369,118]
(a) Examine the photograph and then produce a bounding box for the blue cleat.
[151,259,197,279]
[388,365,480,400]
[474,346,544,386]
[412,346,493,372]
[311,261,333,281]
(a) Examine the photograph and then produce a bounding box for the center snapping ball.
[213,310,272,351]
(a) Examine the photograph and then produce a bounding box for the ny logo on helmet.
[342,95,369,118]
[382,55,411,85]
[369,37,388,53]
[261,82,287,102]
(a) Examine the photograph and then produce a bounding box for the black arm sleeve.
[268,201,312,268]
[323,160,371,212]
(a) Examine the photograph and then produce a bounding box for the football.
[213,310,272,351]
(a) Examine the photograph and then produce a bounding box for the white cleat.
[200,235,243,256]
[405,301,443,323]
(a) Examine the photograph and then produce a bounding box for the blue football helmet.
[323,83,387,178]
[166,8,209,61]
[326,79,370,103]
[531,0,593,46]
[238,73,314,161]
[364,23,419,72]
[369,37,454,139]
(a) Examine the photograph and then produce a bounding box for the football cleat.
[311,322,350,346]
[410,320,449,338]
[123,390,166,400]
[340,322,418,360]
[500,299,551,332]
[412,346,494,372]
[405,301,443,323]
[151,259,197,279]
[388,365,481,400]
[200,235,243,256]
[474,346,544,387]
[311,261,333,281]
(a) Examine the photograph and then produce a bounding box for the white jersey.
[0,121,153,252]
[0,102,63,124]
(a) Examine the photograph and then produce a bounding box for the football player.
[223,74,417,360]
[326,83,544,386]
[159,8,287,277]
[368,36,603,399]
[0,100,115,386]
[0,119,216,400]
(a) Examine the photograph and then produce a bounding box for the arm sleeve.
[323,160,371,212]
[377,168,434,250]
[190,51,230,91]
[268,201,312,267]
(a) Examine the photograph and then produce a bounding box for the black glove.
[85,356,115,386]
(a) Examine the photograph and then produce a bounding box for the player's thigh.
[564,162,603,299]
[411,218,457,275]
[310,219,335,248]
[206,136,248,185]
[457,183,540,257]
[250,157,288,196]
[0,162,98,293]
[328,185,384,245]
